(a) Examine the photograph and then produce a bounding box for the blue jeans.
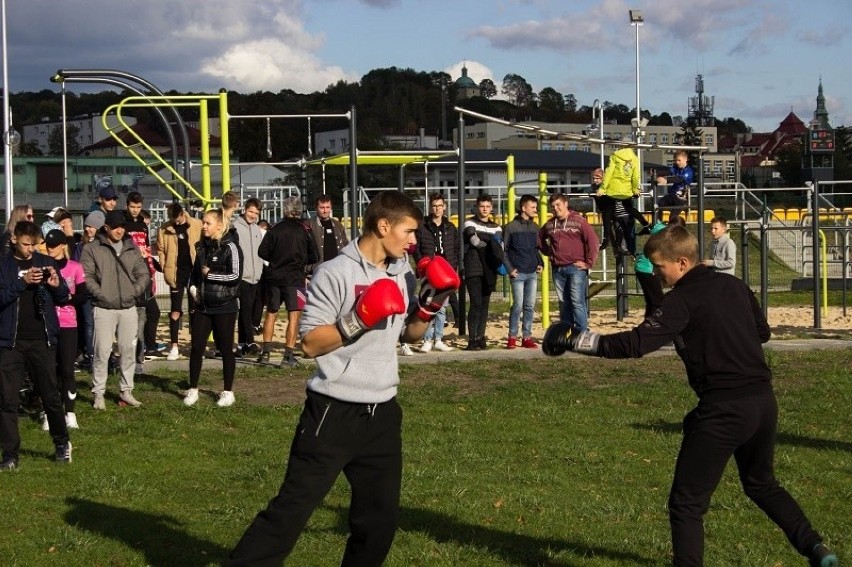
[509,272,538,338]
[552,265,589,332]
[422,306,446,342]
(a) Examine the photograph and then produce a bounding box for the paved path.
[141,338,850,372]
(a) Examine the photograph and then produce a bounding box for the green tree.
[564,93,578,113]
[832,126,852,181]
[47,124,81,156]
[478,78,497,99]
[538,87,565,113]
[775,142,803,187]
[18,141,43,157]
[501,74,535,107]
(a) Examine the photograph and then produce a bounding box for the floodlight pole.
[630,9,644,191]
[2,0,15,214]
[457,113,466,337]
[592,99,605,170]
[348,105,358,240]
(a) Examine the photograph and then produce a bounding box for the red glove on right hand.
[415,256,461,321]
[337,279,406,342]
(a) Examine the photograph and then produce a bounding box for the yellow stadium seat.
[785,208,801,222]
[704,209,716,223]
[772,208,786,221]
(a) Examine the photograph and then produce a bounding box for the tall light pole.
[2,0,18,213]
[629,9,645,202]
[591,99,605,170]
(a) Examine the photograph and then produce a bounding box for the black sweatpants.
[228,390,403,567]
[0,340,69,461]
[189,310,237,391]
[465,276,493,340]
[56,327,78,413]
[636,271,664,319]
[237,280,259,345]
[144,295,160,351]
[669,391,823,566]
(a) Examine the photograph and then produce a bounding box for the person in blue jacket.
[656,149,695,222]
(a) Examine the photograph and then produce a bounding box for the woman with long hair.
[44,229,86,429]
[1,204,33,255]
[184,208,243,407]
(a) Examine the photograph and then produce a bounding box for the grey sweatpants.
[91,306,138,396]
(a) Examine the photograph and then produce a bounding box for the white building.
[22,114,138,156]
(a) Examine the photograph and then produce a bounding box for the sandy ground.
[166,304,852,354]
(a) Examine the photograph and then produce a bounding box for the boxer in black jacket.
[543,224,837,567]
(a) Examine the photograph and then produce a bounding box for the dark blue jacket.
[503,215,543,274]
[0,252,69,348]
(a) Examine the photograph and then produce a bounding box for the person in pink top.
[44,230,86,430]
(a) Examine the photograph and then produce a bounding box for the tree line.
[6,66,851,184]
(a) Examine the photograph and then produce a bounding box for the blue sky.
[3,0,850,132]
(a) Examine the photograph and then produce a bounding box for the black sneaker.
[638,225,652,235]
[810,543,838,567]
[598,239,609,251]
[246,343,260,355]
[55,442,72,464]
[257,351,270,364]
[0,456,18,470]
[280,352,299,368]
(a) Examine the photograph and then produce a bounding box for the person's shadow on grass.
[632,421,852,453]
[318,503,657,565]
[64,497,229,566]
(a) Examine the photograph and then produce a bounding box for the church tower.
[803,79,834,182]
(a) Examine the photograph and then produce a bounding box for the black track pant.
[189,310,237,391]
[0,341,68,461]
[465,275,493,340]
[228,390,403,567]
[57,327,78,412]
[669,391,823,566]
[237,281,259,345]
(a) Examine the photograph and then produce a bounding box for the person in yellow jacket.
[596,148,651,255]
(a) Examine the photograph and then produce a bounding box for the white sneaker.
[119,391,142,407]
[166,345,180,361]
[93,394,106,410]
[135,363,144,375]
[183,388,199,406]
[216,390,235,407]
[432,340,455,352]
[399,343,414,356]
[66,412,79,429]
[41,412,49,431]
[419,340,433,353]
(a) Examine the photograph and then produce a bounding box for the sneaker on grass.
[432,340,454,352]
[54,441,72,463]
[216,391,235,407]
[183,388,199,407]
[119,391,142,407]
[166,345,180,361]
[92,394,106,411]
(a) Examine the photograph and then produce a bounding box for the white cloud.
[201,38,358,93]
[444,60,494,85]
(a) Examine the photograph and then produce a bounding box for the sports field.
[0,346,847,566]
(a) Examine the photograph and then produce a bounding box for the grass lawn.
[0,349,848,566]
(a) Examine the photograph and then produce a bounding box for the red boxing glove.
[337,279,406,342]
[416,256,461,321]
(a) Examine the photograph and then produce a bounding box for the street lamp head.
[629,9,644,24]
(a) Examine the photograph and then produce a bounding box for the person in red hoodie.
[536,193,599,332]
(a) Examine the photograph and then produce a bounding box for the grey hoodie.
[300,239,417,403]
